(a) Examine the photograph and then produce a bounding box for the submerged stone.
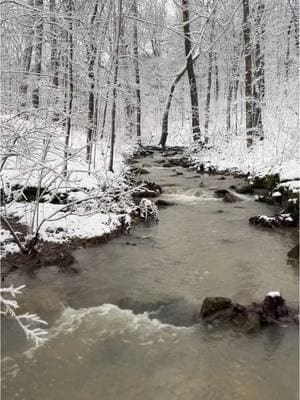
[223,192,241,203]
[287,244,299,259]
[200,297,232,318]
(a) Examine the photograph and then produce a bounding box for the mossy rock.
[253,173,280,190]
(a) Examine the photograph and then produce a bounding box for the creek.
[2,151,299,400]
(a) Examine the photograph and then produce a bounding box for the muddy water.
[2,152,299,400]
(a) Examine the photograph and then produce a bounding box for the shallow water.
[2,152,299,400]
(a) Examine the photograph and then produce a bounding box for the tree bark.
[204,15,215,135]
[86,0,101,163]
[32,0,44,109]
[253,0,265,140]
[49,0,59,89]
[182,0,201,141]
[159,51,200,148]
[133,0,142,145]
[109,0,122,173]
[204,48,213,134]
[63,0,74,176]
[242,0,254,146]
[20,0,34,109]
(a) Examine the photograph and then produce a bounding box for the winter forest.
[0,0,299,399]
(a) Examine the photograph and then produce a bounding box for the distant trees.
[0,0,298,155]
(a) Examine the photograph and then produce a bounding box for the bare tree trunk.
[119,13,134,137]
[204,16,215,135]
[63,0,74,176]
[49,0,59,89]
[214,53,219,101]
[159,51,200,148]
[182,0,201,141]
[287,0,299,56]
[242,0,254,147]
[204,48,213,134]
[109,0,122,173]
[285,19,292,79]
[133,0,142,145]
[32,0,44,109]
[86,0,101,163]
[159,64,188,148]
[20,0,34,109]
[226,78,233,133]
[253,0,265,140]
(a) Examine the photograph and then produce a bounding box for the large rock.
[252,174,280,190]
[155,199,176,207]
[231,184,254,194]
[261,293,289,323]
[214,189,229,198]
[223,192,241,203]
[200,297,232,318]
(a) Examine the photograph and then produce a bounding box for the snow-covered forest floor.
[0,116,139,257]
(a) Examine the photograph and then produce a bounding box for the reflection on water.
[2,154,299,400]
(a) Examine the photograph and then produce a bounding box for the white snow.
[271,191,282,197]
[267,291,281,298]
[0,118,138,257]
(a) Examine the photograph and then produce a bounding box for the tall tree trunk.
[285,19,292,80]
[133,0,142,145]
[119,13,134,137]
[287,0,299,56]
[204,15,215,135]
[182,0,201,141]
[49,0,59,89]
[32,0,44,109]
[109,0,122,173]
[204,49,213,134]
[63,0,74,176]
[159,51,200,148]
[242,0,254,147]
[86,0,100,163]
[253,0,265,140]
[226,78,233,133]
[214,53,219,101]
[20,0,34,109]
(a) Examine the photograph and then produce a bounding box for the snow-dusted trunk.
[32,0,44,109]
[86,0,101,164]
[49,0,59,90]
[204,48,213,134]
[214,53,219,101]
[63,0,74,176]
[159,63,187,148]
[204,17,215,135]
[133,0,142,145]
[109,0,122,173]
[182,0,201,141]
[242,0,254,147]
[20,0,34,109]
[253,0,265,140]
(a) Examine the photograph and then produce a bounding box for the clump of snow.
[277,180,300,193]
[0,228,19,256]
[139,199,158,222]
[272,191,282,197]
[267,291,281,298]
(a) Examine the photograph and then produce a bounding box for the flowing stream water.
[2,151,299,400]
